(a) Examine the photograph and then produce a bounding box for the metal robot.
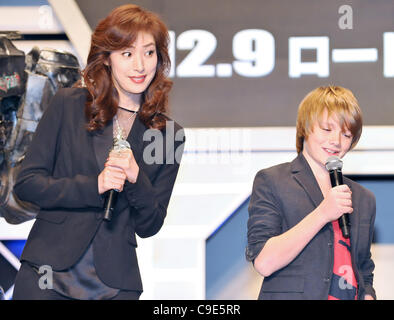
[0,31,81,224]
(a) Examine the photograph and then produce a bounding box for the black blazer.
[247,153,376,300]
[14,87,185,291]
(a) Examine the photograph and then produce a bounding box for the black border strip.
[14,33,69,41]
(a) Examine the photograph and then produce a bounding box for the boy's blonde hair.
[296,86,363,153]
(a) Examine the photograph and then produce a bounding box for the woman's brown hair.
[79,4,172,131]
[296,85,363,153]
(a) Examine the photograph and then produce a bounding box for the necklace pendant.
[113,116,131,151]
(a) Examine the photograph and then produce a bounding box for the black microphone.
[103,189,118,221]
[325,156,350,239]
[103,134,131,221]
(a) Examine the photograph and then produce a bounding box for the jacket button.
[324,277,331,283]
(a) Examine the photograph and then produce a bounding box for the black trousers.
[13,262,141,300]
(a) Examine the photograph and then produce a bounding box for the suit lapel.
[291,153,324,209]
[117,116,146,213]
[343,177,359,255]
[126,116,146,165]
[92,121,114,172]
[291,154,359,250]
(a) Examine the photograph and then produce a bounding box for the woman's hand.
[104,149,140,184]
[98,165,127,194]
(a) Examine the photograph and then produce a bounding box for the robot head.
[26,46,81,91]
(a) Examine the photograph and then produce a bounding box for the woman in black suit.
[247,86,376,300]
[12,4,184,300]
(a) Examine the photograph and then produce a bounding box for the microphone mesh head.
[325,156,343,171]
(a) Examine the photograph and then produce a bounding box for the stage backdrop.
[75,0,394,128]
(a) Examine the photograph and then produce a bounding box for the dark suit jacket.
[13,87,185,292]
[247,153,376,300]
